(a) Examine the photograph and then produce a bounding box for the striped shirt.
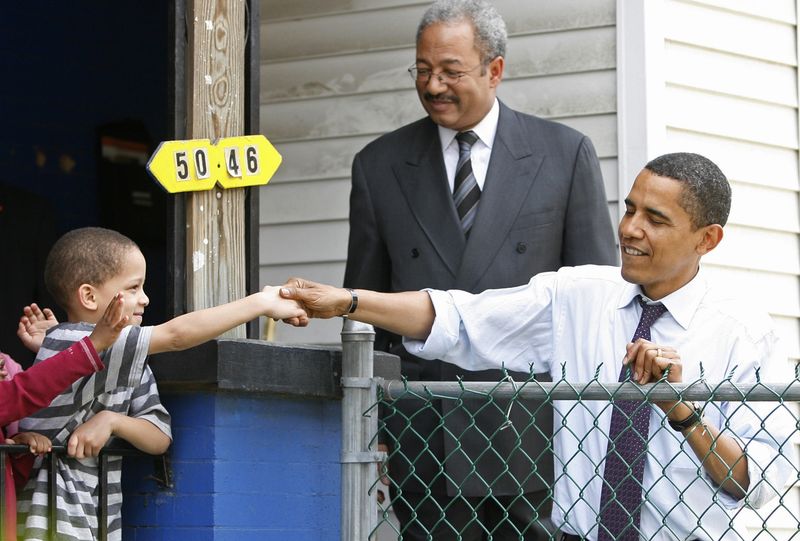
[17,323,172,541]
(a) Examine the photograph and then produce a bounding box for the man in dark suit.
[343,1,617,539]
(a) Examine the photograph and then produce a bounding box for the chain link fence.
[368,373,800,540]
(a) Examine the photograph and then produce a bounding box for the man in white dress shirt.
[280,152,794,540]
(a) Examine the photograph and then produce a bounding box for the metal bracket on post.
[340,451,388,464]
[341,376,374,389]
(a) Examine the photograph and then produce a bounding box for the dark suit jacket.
[344,101,618,497]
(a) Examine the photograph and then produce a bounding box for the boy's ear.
[77,284,99,311]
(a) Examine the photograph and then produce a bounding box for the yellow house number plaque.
[147,135,282,193]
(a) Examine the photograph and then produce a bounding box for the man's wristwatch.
[340,288,358,318]
[668,401,703,432]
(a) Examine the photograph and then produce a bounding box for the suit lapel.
[457,104,544,290]
[394,120,466,277]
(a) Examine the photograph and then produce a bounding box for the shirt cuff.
[402,289,458,359]
[741,437,791,509]
[76,337,105,373]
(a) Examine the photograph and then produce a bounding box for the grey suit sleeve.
[562,136,618,266]
[343,151,392,291]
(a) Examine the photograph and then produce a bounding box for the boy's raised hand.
[88,293,132,352]
[17,303,59,352]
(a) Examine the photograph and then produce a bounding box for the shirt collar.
[438,98,500,153]
[617,266,708,330]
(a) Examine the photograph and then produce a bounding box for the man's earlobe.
[696,224,724,255]
[489,56,504,86]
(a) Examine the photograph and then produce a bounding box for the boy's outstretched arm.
[148,286,308,355]
[17,303,59,352]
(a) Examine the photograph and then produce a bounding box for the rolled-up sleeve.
[714,329,796,509]
[404,274,558,374]
[403,290,461,361]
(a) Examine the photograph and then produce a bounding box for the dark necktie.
[454,131,481,235]
[597,296,668,541]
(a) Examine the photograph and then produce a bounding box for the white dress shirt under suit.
[439,97,499,192]
[404,265,794,540]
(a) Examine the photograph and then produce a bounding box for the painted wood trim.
[616,0,665,219]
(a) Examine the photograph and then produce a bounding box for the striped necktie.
[454,131,481,235]
[598,296,668,540]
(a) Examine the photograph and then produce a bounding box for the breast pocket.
[509,209,558,232]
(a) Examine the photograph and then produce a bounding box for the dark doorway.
[0,2,171,365]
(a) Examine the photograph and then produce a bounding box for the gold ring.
[657,348,662,358]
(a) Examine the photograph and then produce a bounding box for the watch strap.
[668,402,702,432]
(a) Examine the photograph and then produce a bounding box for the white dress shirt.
[438,98,499,192]
[404,265,794,540]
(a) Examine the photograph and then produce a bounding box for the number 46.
[225,146,260,178]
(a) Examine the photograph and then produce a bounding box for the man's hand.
[623,338,681,385]
[88,293,131,353]
[10,432,53,455]
[279,278,352,324]
[17,303,58,353]
[624,339,684,415]
[68,410,118,459]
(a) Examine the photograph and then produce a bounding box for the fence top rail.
[380,379,800,402]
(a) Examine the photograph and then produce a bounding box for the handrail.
[0,442,164,541]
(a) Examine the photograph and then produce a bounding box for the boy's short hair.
[45,227,139,310]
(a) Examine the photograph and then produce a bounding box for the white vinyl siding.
[259,0,619,344]
[655,1,800,537]
[660,0,800,360]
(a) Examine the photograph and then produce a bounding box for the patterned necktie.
[597,296,667,541]
[454,131,481,235]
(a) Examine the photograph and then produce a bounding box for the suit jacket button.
[516,242,527,254]
[411,248,419,258]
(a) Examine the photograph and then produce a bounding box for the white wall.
[664,0,800,365]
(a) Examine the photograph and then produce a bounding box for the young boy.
[17,226,306,540]
[1,293,129,541]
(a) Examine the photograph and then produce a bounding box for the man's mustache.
[423,92,459,104]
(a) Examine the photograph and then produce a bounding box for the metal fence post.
[341,319,381,541]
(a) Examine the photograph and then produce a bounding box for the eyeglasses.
[407,64,483,86]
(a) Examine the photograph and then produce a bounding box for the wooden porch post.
[185,0,247,337]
